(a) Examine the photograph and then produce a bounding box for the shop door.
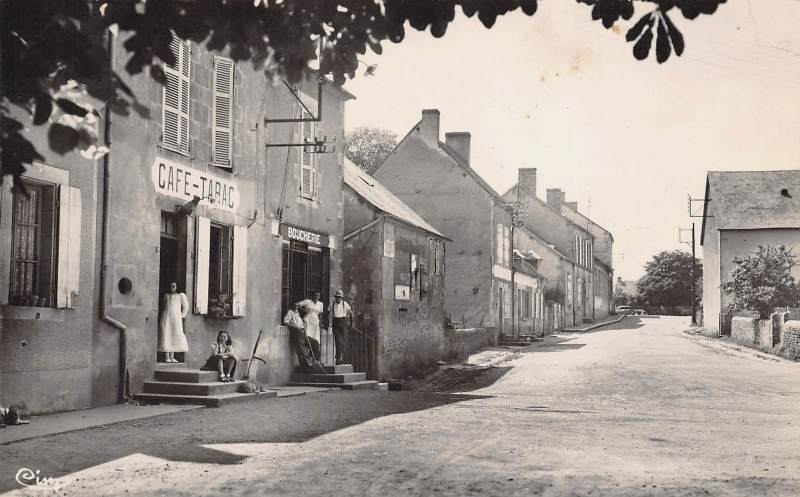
[281,240,330,319]
[158,212,187,359]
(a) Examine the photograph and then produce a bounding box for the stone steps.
[133,367,277,407]
[291,372,367,384]
[288,363,379,390]
[133,391,276,407]
[142,379,246,396]
[286,380,379,390]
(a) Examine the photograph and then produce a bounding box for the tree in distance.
[637,250,702,312]
[1,0,728,182]
[345,127,398,175]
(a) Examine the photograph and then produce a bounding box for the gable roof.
[438,141,503,201]
[371,118,504,203]
[343,159,445,238]
[702,170,800,244]
[503,181,613,241]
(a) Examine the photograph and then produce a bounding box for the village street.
[3,316,800,497]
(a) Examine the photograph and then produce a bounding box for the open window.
[194,217,246,317]
[4,179,81,308]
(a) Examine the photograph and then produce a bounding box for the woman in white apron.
[159,281,189,362]
[299,290,324,353]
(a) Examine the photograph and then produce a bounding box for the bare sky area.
[341,0,800,281]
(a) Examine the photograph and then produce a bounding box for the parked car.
[615,305,633,314]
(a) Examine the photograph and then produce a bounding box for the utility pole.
[501,187,524,337]
[679,223,697,325]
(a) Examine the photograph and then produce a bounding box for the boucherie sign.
[281,223,333,248]
[151,157,240,212]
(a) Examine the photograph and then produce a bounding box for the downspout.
[101,29,129,402]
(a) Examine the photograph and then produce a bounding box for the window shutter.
[56,185,81,308]
[495,224,502,265]
[162,36,190,153]
[194,216,210,314]
[231,225,247,316]
[212,56,234,168]
[300,111,315,198]
[503,225,510,267]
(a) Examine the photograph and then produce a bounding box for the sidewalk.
[1,386,332,445]
[563,313,626,332]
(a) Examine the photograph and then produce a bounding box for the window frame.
[211,55,234,169]
[161,35,191,155]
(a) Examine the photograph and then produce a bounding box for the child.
[204,331,237,382]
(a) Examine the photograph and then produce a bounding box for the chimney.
[564,201,578,211]
[546,188,563,209]
[518,168,537,197]
[445,132,471,165]
[418,109,440,147]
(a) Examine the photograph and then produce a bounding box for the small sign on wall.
[395,285,410,300]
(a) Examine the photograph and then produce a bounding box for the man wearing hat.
[283,301,320,371]
[331,289,352,365]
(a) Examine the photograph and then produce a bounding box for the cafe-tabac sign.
[151,157,240,212]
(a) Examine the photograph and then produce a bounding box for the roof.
[343,159,445,238]
[503,181,614,241]
[439,141,503,201]
[702,170,800,244]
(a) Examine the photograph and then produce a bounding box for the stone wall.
[731,316,758,344]
[782,320,800,350]
[445,327,495,361]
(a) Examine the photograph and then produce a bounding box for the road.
[3,316,800,496]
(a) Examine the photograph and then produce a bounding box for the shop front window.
[281,240,329,319]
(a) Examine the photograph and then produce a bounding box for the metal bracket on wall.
[689,195,712,218]
[264,137,337,154]
[264,79,324,124]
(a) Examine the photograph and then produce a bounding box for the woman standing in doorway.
[300,290,324,347]
[159,281,189,363]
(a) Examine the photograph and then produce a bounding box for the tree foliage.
[345,126,397,175]
[722,245,800,319]
[1,0,728,182]
[637,250,702,309]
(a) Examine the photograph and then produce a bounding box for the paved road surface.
[3,316,799,496]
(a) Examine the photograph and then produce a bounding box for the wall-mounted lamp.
[176,196,201,216]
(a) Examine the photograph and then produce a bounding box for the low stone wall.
[445,327,495,361]
[783,321,800,350]
[731,316,758,344]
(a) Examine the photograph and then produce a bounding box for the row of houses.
[372,109,614,336]
[0,32,612,415]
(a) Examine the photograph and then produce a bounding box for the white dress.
[300,299,324,342]
[159,292,189,352]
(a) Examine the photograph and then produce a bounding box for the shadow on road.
[0,390,488,492]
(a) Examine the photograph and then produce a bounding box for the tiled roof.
[706,170,800,230]
[344,159,444,238]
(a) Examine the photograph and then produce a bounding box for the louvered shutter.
[162,35,191,153]
[194,216,210,314]
[212,57,234,168]
[231,225,247,316]
[300,110,315,198]
[56,185,81,308]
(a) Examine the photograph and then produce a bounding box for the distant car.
[615,306,633,314]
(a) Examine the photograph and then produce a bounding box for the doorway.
[281,240,329,320]
[158,212,187,362]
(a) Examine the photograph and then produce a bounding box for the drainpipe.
[100,29,129,402]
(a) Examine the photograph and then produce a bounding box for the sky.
[340,0,800,281]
